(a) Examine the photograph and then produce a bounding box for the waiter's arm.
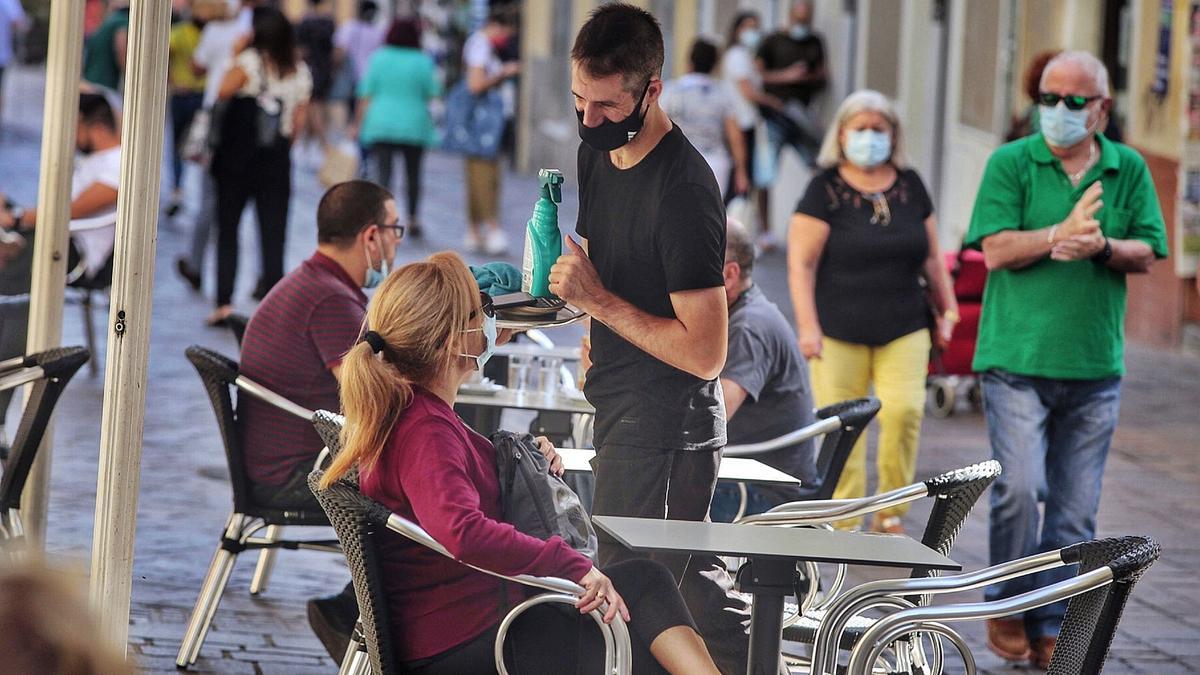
[549,236,728,380]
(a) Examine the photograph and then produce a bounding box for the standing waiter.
[549,4,755,673]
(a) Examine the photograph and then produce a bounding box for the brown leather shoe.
[986,617,1032,663]
[1032,635,1057,670]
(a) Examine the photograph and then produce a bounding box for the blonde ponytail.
[320,252,480,488]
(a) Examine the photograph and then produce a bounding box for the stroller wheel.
[927,380,956,418]
[967,380,984,411]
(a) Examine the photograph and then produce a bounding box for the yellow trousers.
[810,329,931,524]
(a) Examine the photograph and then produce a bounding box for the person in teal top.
[964,51,1167,670]
[82,1,129,90]
[352,17,441,239]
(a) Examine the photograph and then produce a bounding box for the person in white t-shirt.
[460,5,520,255]
[0,0,29,129]
[722,11,788,251]
[0,91,122,442]
[659,38,748,201]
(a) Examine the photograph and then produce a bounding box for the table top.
[592,516,960,570]
[557,449,801,486]
[455,387,596,415]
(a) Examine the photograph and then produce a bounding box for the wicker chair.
[825,535,1161,675]
[738,460,1001,671]
[0,347,90,543]
[308,470,633,675]
[175,345,339,669]
[723,397,881,520]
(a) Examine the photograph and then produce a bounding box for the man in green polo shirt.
[965,51,1167,670]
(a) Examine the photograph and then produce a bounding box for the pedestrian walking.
[352,17,440,239]
[966,51,1166,670]
[458,6,519,254]
[208,6,312,326]
[164,0,219,218]
[296,0,336,159]
[549,5,755,672]
[659,38,748,201]
[788,89,957,534]
[723,10,786,250]
[333,0,383,120]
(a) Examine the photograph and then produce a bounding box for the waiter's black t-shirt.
[794,166,934,346]
[576,124,727,451]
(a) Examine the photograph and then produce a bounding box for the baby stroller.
[926,249,986,417]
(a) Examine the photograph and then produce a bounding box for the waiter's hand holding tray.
[492,292,587,329]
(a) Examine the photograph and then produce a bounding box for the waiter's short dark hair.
[571,3,663,92]
[318,180,393,245]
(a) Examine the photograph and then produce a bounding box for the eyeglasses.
[1037,92,1101,111]
[468,291,495,321]
[377,223,406,240]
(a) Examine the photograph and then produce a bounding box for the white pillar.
[19,0,87,547]
[88,0,170,651]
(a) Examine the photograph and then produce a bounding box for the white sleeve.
[463,33,492,69]
[94,149,123,190]
[334,23,351,51]
[723,49,752,81]
[234,50,261,94]
[193,26,217,68]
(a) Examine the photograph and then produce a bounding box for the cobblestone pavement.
[3,64,1198,673]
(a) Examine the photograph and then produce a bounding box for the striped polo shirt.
[239,252,367,487]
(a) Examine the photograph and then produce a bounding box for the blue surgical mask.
[1039,103,1092,149]
[843,129,892,168]
[739,28,762,50]
[363,241,389,289]
[789,24,811,40]
[459,313,497,370]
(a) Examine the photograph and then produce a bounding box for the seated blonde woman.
[321,252,719,674]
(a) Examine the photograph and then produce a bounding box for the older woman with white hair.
[787,89,957,533]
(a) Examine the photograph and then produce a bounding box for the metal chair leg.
[338,620,370,675]
[176,513,246,668]
[249,525,282,596]
[81,290,98,377]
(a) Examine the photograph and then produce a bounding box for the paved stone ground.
[3,64,1199,673]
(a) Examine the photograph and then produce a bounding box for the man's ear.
[722,261,740,285]
[646,77,663,104]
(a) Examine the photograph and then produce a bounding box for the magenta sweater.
[359,386,595,662]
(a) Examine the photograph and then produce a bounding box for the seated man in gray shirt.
[712,218,818,521]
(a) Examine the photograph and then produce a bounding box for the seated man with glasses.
[238,179,402,663]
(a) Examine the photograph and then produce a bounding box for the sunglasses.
[1037,92,1101,111]
[468,291,496,320]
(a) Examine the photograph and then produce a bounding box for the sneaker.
[484,228,509,255]
[463,229,483,253]
[985,617,1032,663]
[1031,635,1056,670]
[307,589,358,666]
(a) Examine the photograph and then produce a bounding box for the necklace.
[1067,141,1097,186]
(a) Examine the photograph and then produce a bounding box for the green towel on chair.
[470,262,522,296]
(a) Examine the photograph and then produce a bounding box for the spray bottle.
[521,168,565,298]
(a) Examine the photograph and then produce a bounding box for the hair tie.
[363,330,387,355]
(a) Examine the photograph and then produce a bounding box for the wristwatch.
[1091,237,1113,263]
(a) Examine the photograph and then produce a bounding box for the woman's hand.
[577,567,630,624]
[799,328,823,360]
[533,435,563,477]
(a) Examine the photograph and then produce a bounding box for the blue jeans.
[981,369,1121,639]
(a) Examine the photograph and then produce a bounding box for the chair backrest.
[0,347,90,512]
[308,470,401,675]
[312,409,345,456]
[808,397,881,500]
[1050,536,1161,674]
[226,313,250,348]
[914,459,1002,574]
[184,345,254,514]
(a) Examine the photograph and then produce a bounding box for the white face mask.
[789,23,811,40]
[1039,103,1093,148]
[843,129,892,168]
[739,28,762,50]
[458,313,497,371]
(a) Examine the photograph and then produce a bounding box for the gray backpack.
[491,431,598,562]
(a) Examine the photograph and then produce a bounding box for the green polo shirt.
[964,133,1168,380]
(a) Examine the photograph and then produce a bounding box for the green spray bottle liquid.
[521,168,565,298]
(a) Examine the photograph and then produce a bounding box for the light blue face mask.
[843,129,892,168]
[739,28,762,50]
[789,23,811,40]
[459,312,497,370]
[363,241,389,289]
[1039,103,1092,148]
